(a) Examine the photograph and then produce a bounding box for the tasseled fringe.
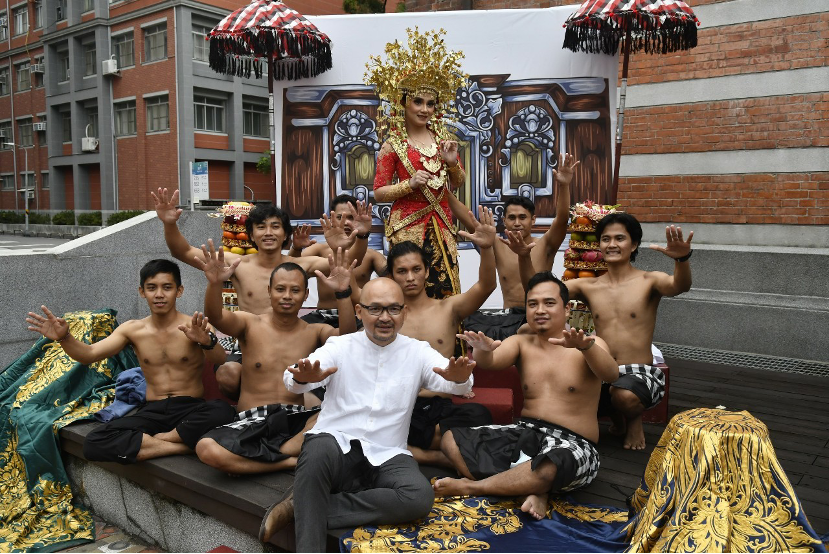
[208,29,332,81]
[563,11,698,56]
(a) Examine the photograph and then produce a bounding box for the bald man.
[259,278,477,551]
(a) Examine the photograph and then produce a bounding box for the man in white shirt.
[259,278,476,551]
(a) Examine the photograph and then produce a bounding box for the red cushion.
[202,360,237,405]
[453,387,514,425]
[472,366,523,415]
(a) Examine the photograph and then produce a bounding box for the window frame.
[193,94,226,134]
[83,42,97,77]
[144,23,167,63]
[16,61,31,91]
[61,111,71,143]
[17,117,33,147]
[13,6,28,37]
[242,101,269,138]
[1,174,15,191]
[114,100,137,137]
[112,31,135,69]
[146,94,170,133]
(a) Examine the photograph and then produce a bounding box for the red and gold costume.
[366,28,469,299]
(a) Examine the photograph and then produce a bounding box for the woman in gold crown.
[366,28,469,299]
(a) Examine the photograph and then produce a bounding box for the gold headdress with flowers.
[365,27,468,142]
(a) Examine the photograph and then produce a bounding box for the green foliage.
[343,0,385,14]
[256,151,271,175]
[77,211,103,226]
[52,210,76,225]
[106,210,144,226]
[28,212,51,224]
[396,0,406,11]
[0,211,25,224]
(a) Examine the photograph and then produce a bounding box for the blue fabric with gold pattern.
[0,309,138,552]
[341,408,827,553]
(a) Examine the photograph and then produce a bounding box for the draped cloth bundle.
[341,408,827,553]
[0,309,138,552]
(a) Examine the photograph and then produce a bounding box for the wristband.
[292,377,309,385]
[57,329,72,342]
[334,286,353,300]
[674,250,693,263]
[199,331,218,350]
[356,232,370,240]
[576,340,595,352]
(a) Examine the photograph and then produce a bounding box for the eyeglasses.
[358,303,404,316]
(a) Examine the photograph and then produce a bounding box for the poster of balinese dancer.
[275,7,618,304]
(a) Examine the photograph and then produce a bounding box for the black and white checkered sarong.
[221,403,307,431]
[614,364,666,408]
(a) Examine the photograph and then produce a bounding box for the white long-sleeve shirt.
[283,331,473,466]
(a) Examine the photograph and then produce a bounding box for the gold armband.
[447,162,461,173]
[382,181,415,201]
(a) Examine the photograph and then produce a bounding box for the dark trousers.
[293,433,434,552]
[83,396,235,464]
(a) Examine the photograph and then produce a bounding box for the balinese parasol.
[208,0,333,189]
[563,0,700,203]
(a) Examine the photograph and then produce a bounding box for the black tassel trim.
[207,29,332,80]
[563,11,698,56]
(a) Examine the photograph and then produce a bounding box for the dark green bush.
[52,210,76,225]
[106,210,144,226]
[28,212,51,224]
[77,211,102,226]
[0,211,25,224]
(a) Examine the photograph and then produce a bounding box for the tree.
[343,0,386,13]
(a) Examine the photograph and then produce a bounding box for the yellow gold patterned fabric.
[625,408,825,553]
[0,309,138,552]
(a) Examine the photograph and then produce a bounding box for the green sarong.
[0,309,138,552]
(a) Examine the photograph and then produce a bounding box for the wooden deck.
[60,356,829,552]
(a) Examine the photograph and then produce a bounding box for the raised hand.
[456,330,502,352]
[151,187,183,225]
[314,247,357,294]
[195,239,241,284]
[547,328,596,350]
[458,206,496,248]
[26,305,69,341]
[433,356,476,383]
[552,152,580,187]
[291,224,317,251]
[500,229,536,257]
[289,358,338,383]
[322,210,355,251]
[649,225,694,260]
[353,200,373,237]
[409,170,431,190]
[441,140,459,166]
[178,312,211,345]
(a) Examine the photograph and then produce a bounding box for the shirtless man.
[152,188,371,397]
[26,259,234,464]
[433,271,619,520]
[194,242,357,474]
[460,153,579,340]
[564,213,693,450]
[384,206,499,465]
[289,194,386,326]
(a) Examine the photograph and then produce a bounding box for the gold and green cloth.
[0,309,137,552]
[341,408,826,552]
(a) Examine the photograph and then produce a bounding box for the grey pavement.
[0,235,72,253]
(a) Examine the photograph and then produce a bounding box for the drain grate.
[654,342,829,378]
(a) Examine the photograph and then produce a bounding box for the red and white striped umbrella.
[208,0,332,81]
[563,0,699,56]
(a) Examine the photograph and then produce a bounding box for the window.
[146,95,169,132]
[1,175,14,190]
[0,122,11,148]
[37,115,47,146]
[194,95,225,133]
[83,43,96,76]
[62,111,71,143]
[13,6,28,36]
[0,68,9,96]
[20,173,35,191]
[144,23,167,63]
[114,100,136,136]
[192,24,212,62]
[32,56,44,88]
[41,171,49,190]
[18,118,33,147]
[243,101,268,138]
[85,108,98,137]
[0,13,7,41]
[57,50,70,82]
[57,0,66,21]
[33,1,42,29]
[82,0,95,13]
[112,32,134,68]
[16,62,30,91]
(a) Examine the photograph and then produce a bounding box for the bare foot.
[433,477,474,497]
[521,493,548,520]
[460,390,476,399]
[153,430,182,443]
[623,415,646,450]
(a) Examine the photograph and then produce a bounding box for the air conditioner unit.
[0,130,5,139]
[102,58,120,76]
[33,122,47,132]
[30,64,45,74]
[82,137,99,151]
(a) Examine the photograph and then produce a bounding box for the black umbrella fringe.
[208,30,332,81]
[563,11,697,56]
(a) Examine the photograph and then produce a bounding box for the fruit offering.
[210,201,257,311]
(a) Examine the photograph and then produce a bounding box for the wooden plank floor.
[569,356,829,535]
